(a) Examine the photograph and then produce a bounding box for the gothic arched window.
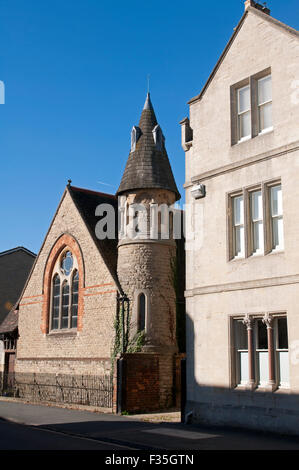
[50,250,79,330]
[138,293,146,332]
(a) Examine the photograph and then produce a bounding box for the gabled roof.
[0,246,36,258]
[117,93,180,200]
[0,308,18,334]
[68,185,120,288]
[188,6,299,106]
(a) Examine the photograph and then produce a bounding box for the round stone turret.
[116,93,180,353]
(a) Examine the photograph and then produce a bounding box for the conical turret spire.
[116,93,180,200]
[143,92,153,111]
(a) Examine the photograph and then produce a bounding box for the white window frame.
[250,189,264,256]
[237,85,251,143]
[255,318,269,388]
[232,194,245,259]
[258,74,273,135]
[234,320,249,386]
[274,317,290,389]
[269,184,284,252]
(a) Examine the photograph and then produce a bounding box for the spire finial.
[67,179,72,187]
[147,74,150,94]
[143,90,153,111]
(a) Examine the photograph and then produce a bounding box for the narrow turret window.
[138,293,146,332]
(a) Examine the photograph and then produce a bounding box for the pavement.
[1,397,299,450]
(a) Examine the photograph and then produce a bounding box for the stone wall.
[184,6,299,435]
[118,241,177,350]
[117,189,178,353]
[186,9,299,181]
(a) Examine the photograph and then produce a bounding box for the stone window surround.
[226,178,283,261]
[229,312,289,392]
[230,67,272,146]
[41,233,85,334]
[132,289,150,335]
[49,249,79,332]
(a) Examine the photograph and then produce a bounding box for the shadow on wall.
[184,313,299,437]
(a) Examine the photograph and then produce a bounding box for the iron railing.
[0,372,113,408]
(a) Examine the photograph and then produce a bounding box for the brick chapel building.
[12,93,184,411]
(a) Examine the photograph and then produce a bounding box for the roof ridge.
[0,246,36,257]
[68,185,123,295]
[69,185,116,199]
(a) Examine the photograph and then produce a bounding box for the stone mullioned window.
[230,68,273,145]
[231,313,289,391]
[227,179,284,260]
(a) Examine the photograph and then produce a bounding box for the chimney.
[244,0,270,15]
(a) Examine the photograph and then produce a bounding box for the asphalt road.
[1,400,299,450]
[0,419,134,450]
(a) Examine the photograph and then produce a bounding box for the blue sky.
[0,0,298,253]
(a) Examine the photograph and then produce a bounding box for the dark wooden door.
[6,353,15,374]
[3,353,15,393]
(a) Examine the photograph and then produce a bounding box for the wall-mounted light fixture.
[191,183,206,200]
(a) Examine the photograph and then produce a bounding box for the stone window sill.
[268,248,284,256]
[274,386,291,394]
[233,129,274,147]
[230,255,245,263]
[233,384,291,394]
[47,329,78,337]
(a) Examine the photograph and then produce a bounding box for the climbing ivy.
[126,329,145,353]
[111,297,146,374]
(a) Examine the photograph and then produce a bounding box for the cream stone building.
[182,1,299,434]
[7,93,184,411]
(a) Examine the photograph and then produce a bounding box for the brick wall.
[122,354,160,413]
[118,353,183,413]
